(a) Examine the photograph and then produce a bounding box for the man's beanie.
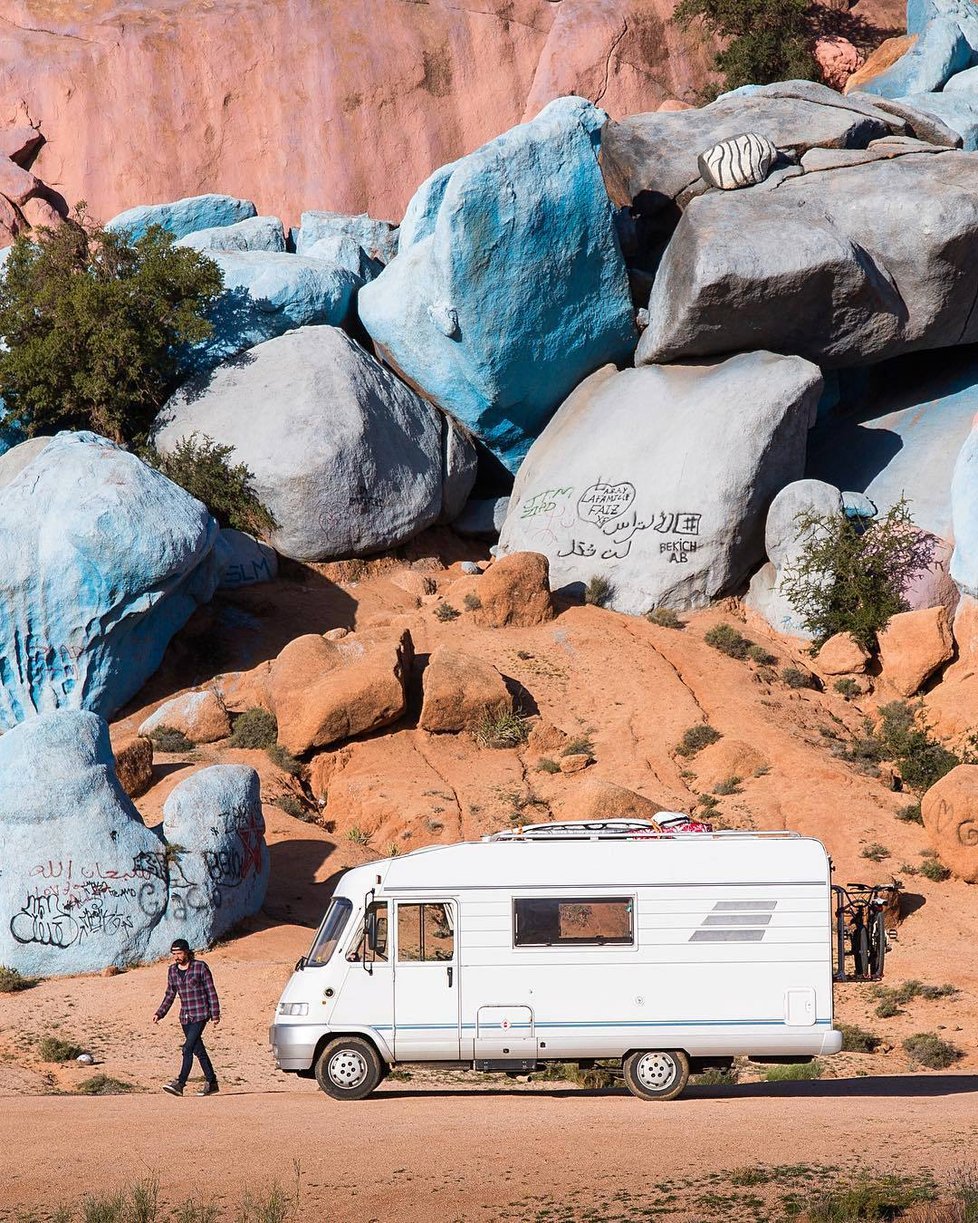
[170,938,191,952]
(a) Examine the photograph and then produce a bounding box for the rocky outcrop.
[814,633,872,676]
[814,37,866,91]
[0,432,219,731]
[138,689,232,745]
[154,327,476,562]
[922,764,978,881]
[419,647,512,733]
[360,97,636,473]
[498,355,822,614]
[111,733,154,799]
[472,554,556,629]
[175,215,287,253]
[878,606,954,695]
[107,194,257,240]
[0,712,268,976]
[214,529,278,590]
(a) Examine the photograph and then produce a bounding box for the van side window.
[513,897,634,947]
[397,902,454,961]
[346,902,389,963]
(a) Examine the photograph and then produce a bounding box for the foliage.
[266,744,303,777]
[704,623,752,660]
[146,435,276,537]
[346,825,372,848]
[920,857,952,883]
[896,802,923,825]
[274,795,313,822]
[148,726,194,754]
[562,735,595,759]
[877,701,960,795]
[860,842,890,863]
[434,602,460,622]
[834,678,861,701]
[806,1174,935,1222]
[474,708,530,749]
[780,499,935,650]
[462,592,482,612]
[0,209,223,445]
[763,1060,822,1081]
[0,965,39,992]
[229,708,278,750]
[646,607,683,629]
[584,575,615,607]
[673,0,817,92]
[713,775,742,796]
[903,1032,962,1070]
[676,723,722,757]
[747,644,777,666]
[536,757,561,774]
[76,1074,136,1095]
[838,1024,881,1053]
[694,1065,739,1086]
[872,979,958,1017]
[38,1035,84,1062]
[781,667,814,690]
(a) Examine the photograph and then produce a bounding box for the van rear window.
[513,897,634,947]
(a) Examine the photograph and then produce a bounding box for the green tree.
[0,208,223,445]
[780,499,935,651]
[674,0,818,92]
[145,434,277,537]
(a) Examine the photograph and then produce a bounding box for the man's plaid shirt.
[155,959,220,1024]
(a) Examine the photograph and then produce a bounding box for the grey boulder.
[175,215,287,253]
[497,353,822,614]
[155,327,477,562]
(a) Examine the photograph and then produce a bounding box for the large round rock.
[154,326,476,561]
[922,764,978,882]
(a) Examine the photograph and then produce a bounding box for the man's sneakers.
[163,1080,218,1096]
[196,1081,220,1096]
[162,1080,184,1096]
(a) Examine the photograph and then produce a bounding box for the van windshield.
[307,898,353,966]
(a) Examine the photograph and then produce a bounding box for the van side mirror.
[365,912,379,952]
[294,956,306,972]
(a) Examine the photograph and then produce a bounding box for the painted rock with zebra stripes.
[697,133,778,190]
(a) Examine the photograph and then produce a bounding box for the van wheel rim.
[636,1052,678,1091]
[328,1049,368,1088]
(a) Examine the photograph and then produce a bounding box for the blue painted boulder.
[899,90,978,148]
[909,0,978,46]
[214,528,279,589]
[0,431,219,730]
[359,96,637,473]
[184,250,360,374]
[857,18,972,97]
[293,210,398,264]
[106,194,257,241]
[951,424,978,596]
[0,711,268,977]
[175,215,287,253]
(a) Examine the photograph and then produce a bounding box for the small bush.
[903,1032,962,1070]
[896,802,924,825]
[148,725,194,753]
[229,707,277,750]
[839,1024,882,1053]
[434,602,460,622]
[781,666,813,690]
[584,575,614,607]
[694,1065,739,1086]
[462,592,482,612]
[834,677,861,701]
[747,644,777,666]
[148,434,276,536]
[713,775,742,796]
[764,1060,822,1082]
[76,1074,136,1095]
[346,825,372,848]
[536,758,561,774]
[875,996,901,1019]
[806,1174,935,1223]
[562,735,595,759]
[873,980,958,1017]
[704,623,752,660]
[474,708,530,749]
[646,607,683,629]
[920,857,952,883]
[266,744,303,777]
[861,842,890,863]
[0,965,38,993]
[274,795,313,822]
[38,1035,84,1062]
[676,723,722,757]
[699,793,720,811]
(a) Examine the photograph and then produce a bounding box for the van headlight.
[278,1002,309,1016]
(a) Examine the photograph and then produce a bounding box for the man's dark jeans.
[179,1020,216,1086]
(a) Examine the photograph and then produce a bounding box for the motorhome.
[268,820,842,1101]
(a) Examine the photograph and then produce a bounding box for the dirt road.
[4,1075,978,1221]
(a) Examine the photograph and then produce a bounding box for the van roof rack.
[483,820,801,842]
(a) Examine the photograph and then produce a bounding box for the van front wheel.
[315,1036,385,1101]
[623,1049,690,1101]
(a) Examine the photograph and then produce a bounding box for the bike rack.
[833,883,896,982]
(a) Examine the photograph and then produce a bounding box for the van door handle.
[447,966,454,988]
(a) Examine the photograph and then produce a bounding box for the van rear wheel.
[623,1049,689,1102]
[315,1036,385,1101]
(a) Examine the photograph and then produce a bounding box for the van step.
[474,1059,538,1072]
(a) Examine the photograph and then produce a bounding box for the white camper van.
[268,820,842,1102]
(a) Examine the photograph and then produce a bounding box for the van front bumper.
[268,1023,325,1071]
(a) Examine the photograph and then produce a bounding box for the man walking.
[153,938,221,1096]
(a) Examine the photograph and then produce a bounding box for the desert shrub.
[274,795,313,822]
[147,435,276,537]
[536,758,561,774]
[694,1065,739,1086]
[433,602,460,622]
[839,1024,882,1053]
[896,802,924,825]
[704,623,752,659]
[834,677,861,701]
[148,725,194,753]
[584,574,615,607]
[38,1035,84,1062]
[747,644,777,666]
[346,825,372,847]
[562,735,595,759]
[646,607,683,629]
[919,857,952,883]
[0,208,223,445]
[781,666,814,689]
[266,744,303,777]
[860,842,890,863]
[462,592,482,611]
[877,701,960,794]
[806,1174,935,1222]
[779,498,936,651]
[76,1074,136,1095]
[674,0,817,92]
[229,707,277,749]
[676,723,722,757]
[474,708,529,749]
[0,965,38,992]
[872,980,958,1017]
[699,793,720,810]
[713,775,742,796]
[903,1032,962,1070]
[764,1060,822,1081]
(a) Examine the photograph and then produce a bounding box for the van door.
[393,899,460,1059]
